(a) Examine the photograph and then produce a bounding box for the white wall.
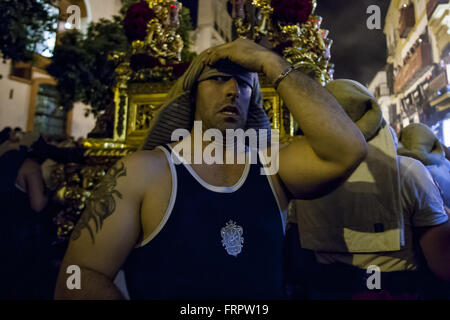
[214,0,232,41]
[195,0,214,53]
[0,61,31,131]
[194,0,228,53]
[368,70,392,123]
[88,0,122,23]
[379,97,393,125]
[368,71,387,93]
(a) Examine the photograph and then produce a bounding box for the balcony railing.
[427,0,447,19]
[428,69,450,110]
[399,4,415,38]
[394,41,432,93]
[428,70,448,94]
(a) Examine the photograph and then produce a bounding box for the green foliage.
[47,17,129,116]
[46,30,87,110]
[179,7,197,62]
[0,0,58,62]
[81,17,130,116]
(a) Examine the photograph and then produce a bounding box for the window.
[33,84,67,138]
[10,61,32,81]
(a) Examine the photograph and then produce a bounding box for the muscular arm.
[205,39,367,199]
[269,57,367,198]
[54,152,156,299]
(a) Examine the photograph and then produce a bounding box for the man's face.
[194,75,252,132]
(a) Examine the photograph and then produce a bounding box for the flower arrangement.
[117,0,190,83]
[123,1,157,41]
[271,0,314,25]
[232,0,333,85]
[130,53,160,71]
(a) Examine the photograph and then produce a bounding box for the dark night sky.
[182,0,390,85]
[316,0,390,85]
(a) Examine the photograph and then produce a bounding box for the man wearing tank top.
[54,39,367,299]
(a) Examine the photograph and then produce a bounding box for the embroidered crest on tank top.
[221,220,244,257]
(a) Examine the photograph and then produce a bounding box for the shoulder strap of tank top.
[159,144,171,152]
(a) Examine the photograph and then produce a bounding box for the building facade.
[371,0,449,144]
[368,69,395,129]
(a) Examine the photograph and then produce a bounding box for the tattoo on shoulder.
[70,161,127,243]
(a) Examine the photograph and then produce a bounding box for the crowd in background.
[0,126,85,299]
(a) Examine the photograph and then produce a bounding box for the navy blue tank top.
[123,144,285,299]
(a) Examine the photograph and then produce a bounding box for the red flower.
[271,0,313,25]
[130,54,160,71]
[124,1,156,42]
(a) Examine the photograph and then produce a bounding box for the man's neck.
[173,132,247,166]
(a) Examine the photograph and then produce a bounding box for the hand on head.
[202,38,273,73]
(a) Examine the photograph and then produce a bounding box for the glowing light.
[447,64,450,84]
[65,22,73,30]
[443,118,450,147]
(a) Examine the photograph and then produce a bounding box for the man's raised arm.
[204,39,367,199]
[54,152,150,299]
[268,54,367,199]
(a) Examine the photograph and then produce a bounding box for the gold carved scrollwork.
[263,98,275,125]
[261,87,280,132]
[127,92,168,147]
[136,104,157,130]
[260,86,298,142]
